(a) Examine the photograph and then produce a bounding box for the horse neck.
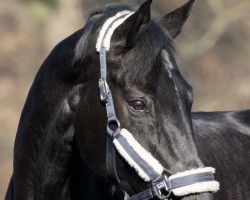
[33,85,82,199]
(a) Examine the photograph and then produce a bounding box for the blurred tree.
[21,0,60,25]
[22,0,59,9]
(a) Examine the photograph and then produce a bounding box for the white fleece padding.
[120,129,164,174]
[169,167,220,196]
[96,11,134,52]
[172,181,220,196]
[112,128,164,181]
[113,130,220,195]
[113,138,151,181]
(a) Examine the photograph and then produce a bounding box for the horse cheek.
[74,84,108,177]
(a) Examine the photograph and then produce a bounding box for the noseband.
[96,11,219,199]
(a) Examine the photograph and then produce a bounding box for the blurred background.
[0,0,249,198]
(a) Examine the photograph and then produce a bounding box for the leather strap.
[99,14,131,186]
[126,187,158,200]
[106,135,120,185]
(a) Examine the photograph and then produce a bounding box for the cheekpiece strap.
[98,11,134,185]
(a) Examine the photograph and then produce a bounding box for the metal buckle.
[99,78,109,101]
[107,118,121,137]
[154,176,171,199]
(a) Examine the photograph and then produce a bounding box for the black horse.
[4,0,250,200]
[192,110,250,200]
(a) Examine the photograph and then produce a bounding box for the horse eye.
[129,100,146,111]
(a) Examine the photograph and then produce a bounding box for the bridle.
[96,11,219,200]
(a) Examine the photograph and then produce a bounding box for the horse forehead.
[115,45,174,81]
[161,49,194,96]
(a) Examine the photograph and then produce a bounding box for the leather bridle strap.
[98,12,133,185]
[106,133,120,184]
[99,46,121,185]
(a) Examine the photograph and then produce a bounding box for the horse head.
[74,0,219,199]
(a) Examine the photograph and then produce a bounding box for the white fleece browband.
[113,129,219,195]
[96,10,134,52]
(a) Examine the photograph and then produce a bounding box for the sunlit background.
[0,0,249,198]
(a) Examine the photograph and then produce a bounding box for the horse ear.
[114,0,152,48]
[160,0,195,39]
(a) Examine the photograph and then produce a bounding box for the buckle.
[107,118,121,137]
[154,176,171,199]
[99,78,109,101]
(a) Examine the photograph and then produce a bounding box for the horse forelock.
[74,3,135,63]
